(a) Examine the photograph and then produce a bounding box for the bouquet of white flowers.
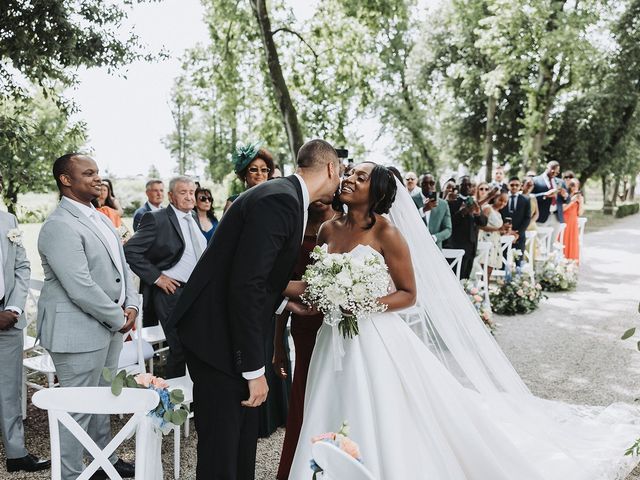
[301,245,389,339]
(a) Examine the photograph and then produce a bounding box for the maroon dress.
[277,235,324,480]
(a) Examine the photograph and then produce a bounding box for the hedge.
[616,203,640,218]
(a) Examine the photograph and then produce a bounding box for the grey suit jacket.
[0,211,30,329]
[37,197,139,353]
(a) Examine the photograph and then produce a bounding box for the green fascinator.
[231,140,263,174]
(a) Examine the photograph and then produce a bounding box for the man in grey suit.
[412,173,452,249]
[37,154,140,480]
[0,175,50,474]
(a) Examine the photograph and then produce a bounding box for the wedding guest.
[523,177,540,258]
[500,176,531,261]
[442,178,457,200]
[532,160,569,242]
[476,182,491,202]
[444,176,488,279]
[272,164,283,178]
[0,173,49,475]
[133,179,164,231]
[412,173,452,249]
[125,176,205,378]
[223,141,274,213]
[563,178,584,262]
[563,170,576,182]
[404,171,418,195]
[92,180,122,228]
[491,165,507,191]
[478,192,509,277]
[38,154,139,480]
[101,178,124,216]
[273,201,335,480]
[194,187,219,243]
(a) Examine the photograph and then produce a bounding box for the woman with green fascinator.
[223,141,275,214]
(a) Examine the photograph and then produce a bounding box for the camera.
[428,192,438,201]
[504,216,513,226]
[465,196,475,207]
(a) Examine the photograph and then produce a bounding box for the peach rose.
[151,377,169,389]
[311,432,336,444]
[135,373,154,388]
[340,437,361,460]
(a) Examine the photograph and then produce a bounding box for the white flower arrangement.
[302,245,389,338]
[7,228,23,247]
[536,257,578,291]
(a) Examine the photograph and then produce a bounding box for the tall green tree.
[0,91,86,213]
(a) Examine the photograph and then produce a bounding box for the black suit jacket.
[501,194,531,233]
[444,197,488,252]
[124,206,187,323]
[500,194,531,249]
[171,176,305,377]
[532,175,566,223]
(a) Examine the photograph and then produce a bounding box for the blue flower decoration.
[231,140,263,174]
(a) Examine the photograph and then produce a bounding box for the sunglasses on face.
[478,187,489,191]
[198,196,212,202]
[509,184,520,188]
[405,177,417,181]
[248,167,271,174]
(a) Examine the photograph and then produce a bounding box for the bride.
[286,162,640,479]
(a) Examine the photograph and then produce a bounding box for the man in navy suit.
[500,177,531,263]
[132,180,164,231]
[532,161,569,241]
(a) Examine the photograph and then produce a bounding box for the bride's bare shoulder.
[317,216,342,244]
[375,216,409,249]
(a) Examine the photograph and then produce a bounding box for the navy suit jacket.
[532,175,566,223]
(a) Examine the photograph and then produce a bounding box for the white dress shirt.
[419,192,432,225]
[64,197,137,329]
[161,205,207,283]
[247,174,310,381]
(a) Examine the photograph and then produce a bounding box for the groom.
[171,139,341,479]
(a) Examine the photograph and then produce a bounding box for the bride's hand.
[283,280,307,299]
[286,300,318,316]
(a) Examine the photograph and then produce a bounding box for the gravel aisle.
[2,214,638,479]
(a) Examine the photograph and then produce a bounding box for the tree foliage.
[0,91,87,213]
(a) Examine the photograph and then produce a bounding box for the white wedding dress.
[289,182,640,480]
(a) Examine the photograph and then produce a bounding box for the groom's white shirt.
[244,173,309,381]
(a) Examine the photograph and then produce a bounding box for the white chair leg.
[47,372,55,388]
[174,425,180,479]
[184,416,190,438]
[22,368,27,419]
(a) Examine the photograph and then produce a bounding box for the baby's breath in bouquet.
[301,245,389,339]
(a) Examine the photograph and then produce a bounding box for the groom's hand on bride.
[242,375,269,408]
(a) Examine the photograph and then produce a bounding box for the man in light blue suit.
[37,154,140,480]
[0,173,50,474]
[412,174,452,249]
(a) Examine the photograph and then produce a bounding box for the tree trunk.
[483,95,497,182]
[250,0,304,164]
[612,175,621,207]
[4,182,18,215]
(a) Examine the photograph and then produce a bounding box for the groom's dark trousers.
[171,176,305,479]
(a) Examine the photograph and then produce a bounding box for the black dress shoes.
[89,458,135,479]
[6,453,51,472]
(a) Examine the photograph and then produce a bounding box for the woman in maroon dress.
[274,201,335,480]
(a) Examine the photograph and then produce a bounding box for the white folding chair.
[32,387,159,480]
[140,325,168,375]
[398,305,429,343]
[442,248,465,280]
[578,217,588,260]
[474,241,492,306]
[491,235,515,280]
[118,313,154,375]
[521,231,537,282]
[535,227,554,261]
[311,440,376,480]
[23,279,43,353]
[554,223,568,258]
[166,371,194,479]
